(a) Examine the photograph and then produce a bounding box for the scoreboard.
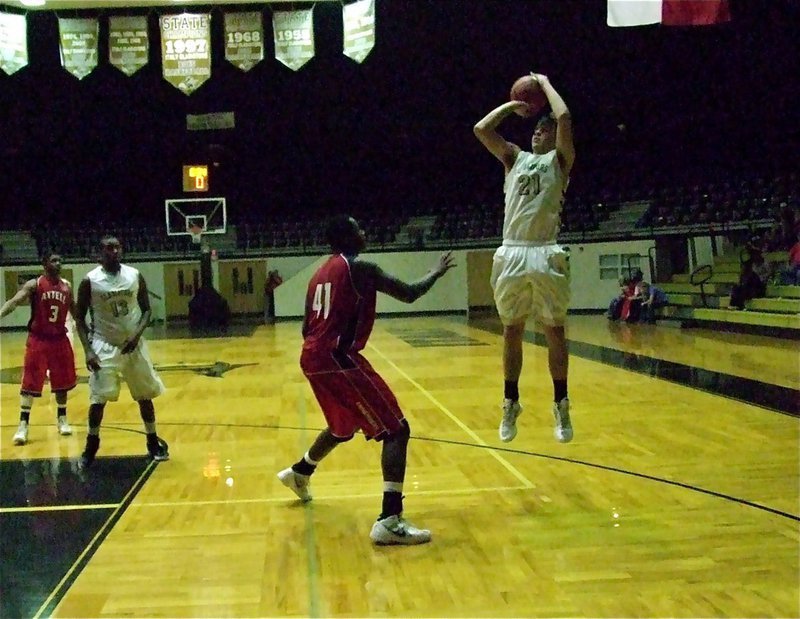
[183,165,209,192]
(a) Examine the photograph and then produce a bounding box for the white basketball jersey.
[86,264,142,346]
[502,149,566,243]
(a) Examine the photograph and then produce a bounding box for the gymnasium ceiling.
[2,0,336,9]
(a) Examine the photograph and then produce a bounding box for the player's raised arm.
[0,278,37,318]
[531,73,575,176]
[473,101,527,173]
[352,252,456,304]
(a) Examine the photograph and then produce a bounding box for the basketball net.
[188,223,204,245]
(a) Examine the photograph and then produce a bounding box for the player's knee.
[54,391,68,405]
[389,419,411,444]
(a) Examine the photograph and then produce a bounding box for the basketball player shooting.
[473,73,576,444]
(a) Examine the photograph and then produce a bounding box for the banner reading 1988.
[159,13,211,95]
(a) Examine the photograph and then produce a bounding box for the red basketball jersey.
[28,276,72,337]
[302,255,377,358]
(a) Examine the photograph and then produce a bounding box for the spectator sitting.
[636,281,669,323]
[729,254,772,310]
[777,233,800,286]
[608,276,638,321]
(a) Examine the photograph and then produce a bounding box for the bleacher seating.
[660,249,800,334]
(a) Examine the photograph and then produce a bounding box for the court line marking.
[126,485,532,509]
[0,503,118,514]
[32,461,158,619]
[366,342,536,489]
[297,383,323,619]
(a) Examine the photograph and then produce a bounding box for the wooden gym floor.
[0,314,798,618]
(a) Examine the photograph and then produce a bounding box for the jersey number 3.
[312,282,331,319]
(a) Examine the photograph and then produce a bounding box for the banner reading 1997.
[159,13,211,95]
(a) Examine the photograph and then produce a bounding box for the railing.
[690,264,714,308]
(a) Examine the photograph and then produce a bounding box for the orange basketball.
[510,75,547,117]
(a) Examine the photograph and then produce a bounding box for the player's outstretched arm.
[353,252,456,304]
[473,102,526,173]
[0,278,36,319]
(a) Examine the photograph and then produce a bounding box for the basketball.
[510,75,547,117]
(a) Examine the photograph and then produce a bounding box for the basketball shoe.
[13,421,28,445]
[277,467,311,502]
[369,514,432,545]
[57,416,72,436]
[147,436,170,462]
[80,435,100,468]
[553,398,573,443]
[499,399,522,442]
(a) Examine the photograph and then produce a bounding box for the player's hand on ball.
[511,100,532,117]
[529,72,548,84]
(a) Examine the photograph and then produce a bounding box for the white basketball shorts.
[89,337,165,404]
[490,241,571,327]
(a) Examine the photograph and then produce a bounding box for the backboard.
[165,197,227,237]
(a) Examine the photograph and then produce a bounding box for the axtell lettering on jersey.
[40,290,67,303]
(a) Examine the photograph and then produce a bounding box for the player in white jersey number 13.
[473,73,576,445]
[74,235,169,466]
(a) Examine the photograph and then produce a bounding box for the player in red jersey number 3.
[0,252,77,445]
[278,215,455,545]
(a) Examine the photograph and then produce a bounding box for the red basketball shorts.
[301,350,405,441]
[21,334,77,396]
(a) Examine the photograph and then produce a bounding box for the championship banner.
[343,0,375,64]
[159,13,211,95]
[224,11,263,72]
[58,18,98,80]
[272,8,314,71]
[109,16,148,76]
[0,12,28,75]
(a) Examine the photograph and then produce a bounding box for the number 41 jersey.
[86,264,142,347]
[301,254,377,368]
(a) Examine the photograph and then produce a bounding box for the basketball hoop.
[188,222,204,245]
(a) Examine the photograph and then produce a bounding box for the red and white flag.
[607,0,731,27]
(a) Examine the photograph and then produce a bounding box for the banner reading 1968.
[159,13,211,95]
[0,12,28,75]
[224,11,263,72]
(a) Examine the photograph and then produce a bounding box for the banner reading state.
[159,13,211,95]
[0,12,27,75]
[109,16,148,76]
[272,8,314,71]
[58,18,98,80]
